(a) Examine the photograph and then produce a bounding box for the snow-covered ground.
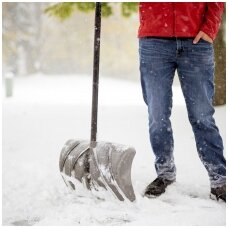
[2,74,226,225]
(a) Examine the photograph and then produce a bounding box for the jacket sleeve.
[200,2,224,41]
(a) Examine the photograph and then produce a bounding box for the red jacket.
[138,2,224,40]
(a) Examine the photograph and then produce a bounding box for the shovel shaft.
[90,2,101,145]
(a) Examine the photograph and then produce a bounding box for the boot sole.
[144,193,162,198]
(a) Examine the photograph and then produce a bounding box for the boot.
[144,177,175,198]
[211,185,226,202]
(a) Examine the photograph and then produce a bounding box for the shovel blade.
[59,140,136,202]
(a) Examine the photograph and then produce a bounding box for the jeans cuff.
[210,177,226,188]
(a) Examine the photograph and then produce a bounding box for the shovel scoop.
[59,3,136,202]
[59,140,136,201]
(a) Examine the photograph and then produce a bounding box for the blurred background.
[3,3,139,79]
[2,2,226,105]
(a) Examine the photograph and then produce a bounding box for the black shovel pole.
[83,2,101,185]
[90,2,101,146]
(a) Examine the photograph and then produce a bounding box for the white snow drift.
[2,74,226,225]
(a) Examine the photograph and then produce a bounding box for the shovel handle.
[90,2,101,146]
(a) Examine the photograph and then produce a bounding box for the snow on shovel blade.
[59,140,136,202]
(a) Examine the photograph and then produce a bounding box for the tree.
[3,2,44,76]
[45,2,138,19]
[213,10,226,106]
[45,2,226,106]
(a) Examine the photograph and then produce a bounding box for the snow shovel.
[59,2,136,202]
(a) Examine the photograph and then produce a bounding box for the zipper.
[173,3,176,37]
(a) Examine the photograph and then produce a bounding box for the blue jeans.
[139,37,226,188]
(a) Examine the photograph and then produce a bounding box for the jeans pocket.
[191,38,214,58]
[199,38,213,45]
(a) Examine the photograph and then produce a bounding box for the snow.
[2,74,226,225]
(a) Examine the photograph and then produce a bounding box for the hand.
[193,31,213,44]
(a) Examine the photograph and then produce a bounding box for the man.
[138,2,226,202]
